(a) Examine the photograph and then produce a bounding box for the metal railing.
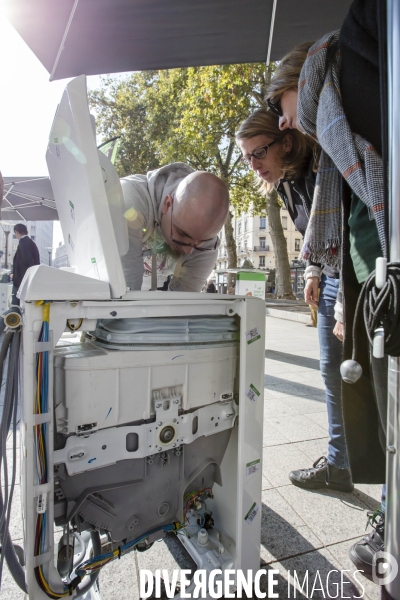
[253,245,269,252]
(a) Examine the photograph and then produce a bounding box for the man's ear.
[283,133,293,154]
[161,194,173,216]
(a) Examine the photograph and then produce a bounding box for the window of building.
[259,256,265,267]
[244,239,247,248]
[224,248,227,257]
[282,216,287,230]
[225,261,228,269]
[244,220,248,231]
[295,239,301,251]
[260,217,266,229]
[259,237,266,249]
[238,222,242,234]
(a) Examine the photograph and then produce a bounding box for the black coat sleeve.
[13,237,40,287]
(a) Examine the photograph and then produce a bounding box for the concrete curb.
[265,306,311,324]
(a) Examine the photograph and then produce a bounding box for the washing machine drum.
[92,315,238,350]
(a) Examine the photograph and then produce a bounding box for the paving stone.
[99,550,140,600]
[265,359,313,376]
[277,394,327,414]
[262,488,307,528]
[352,484,382,511]
[265,350,320,371]
[324,540,380,600]
[282,371,325,390]
[264,374,326,399]
[263,444,310,487]
[262,475,273,490]
[136,532,196,577]
[0,563,27,600]
[5,444,20,485]
[265,414,327,443]
[263,420,291,448]
[8,483,23,542]
[304,411,329,432]
[280,484,374,546]
[294,438,330,462]
[263,397,297,419]
[257,546,370,600]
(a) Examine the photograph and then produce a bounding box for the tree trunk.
[224,210,237,293]
[266,189,295,299]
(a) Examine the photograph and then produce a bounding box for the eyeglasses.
[240,138,281,166]
[267,97,283,117]
[170,196,218,252]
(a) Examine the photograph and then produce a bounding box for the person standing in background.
[11,223,40,305]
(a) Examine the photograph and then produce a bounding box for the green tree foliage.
[89,63,294,298]
[90,64,270,209]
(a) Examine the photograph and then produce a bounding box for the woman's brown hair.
[236,108,317,188]
[267,41,314,105]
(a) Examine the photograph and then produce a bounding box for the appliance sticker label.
[69,200,75,223]
[246,327,261,344]
[244,502,259,524]
[246,383,260,402]
[246,459,261,477]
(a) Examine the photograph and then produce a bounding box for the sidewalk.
[2,316,382,599]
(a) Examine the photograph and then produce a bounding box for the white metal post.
[386,0,400,598]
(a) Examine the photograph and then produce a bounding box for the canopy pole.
[50,0,80,81]
[386,0,400,598]
[266,0,277,66]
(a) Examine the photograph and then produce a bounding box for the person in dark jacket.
[265,0,387,579]
[206,280,217,293]
[236,109,352,492]
[11,223,40,305]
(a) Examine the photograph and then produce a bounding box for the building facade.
[53,242,69,269]
[214,206,305,295]
[0,221,54,270]
[215,206,303,271]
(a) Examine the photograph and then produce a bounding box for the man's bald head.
[176,171,229,218]
[160,171,229,255]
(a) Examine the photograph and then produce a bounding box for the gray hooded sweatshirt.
[120,163,219,292]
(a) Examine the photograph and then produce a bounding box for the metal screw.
[387,445,396,454]
[172,443,176,447]
[158,447,162,451]
[102,445,107,450]
[173,418,177,423]
[156,404,161,408]
[158,422,162,426]
[174,399,179,404]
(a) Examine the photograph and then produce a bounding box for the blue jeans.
[318,274,349,469]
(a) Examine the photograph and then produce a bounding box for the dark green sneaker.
[289,456,354,492]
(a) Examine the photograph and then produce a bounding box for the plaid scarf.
[298,30,386,266]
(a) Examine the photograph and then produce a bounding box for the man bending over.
[121,163,229,292]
